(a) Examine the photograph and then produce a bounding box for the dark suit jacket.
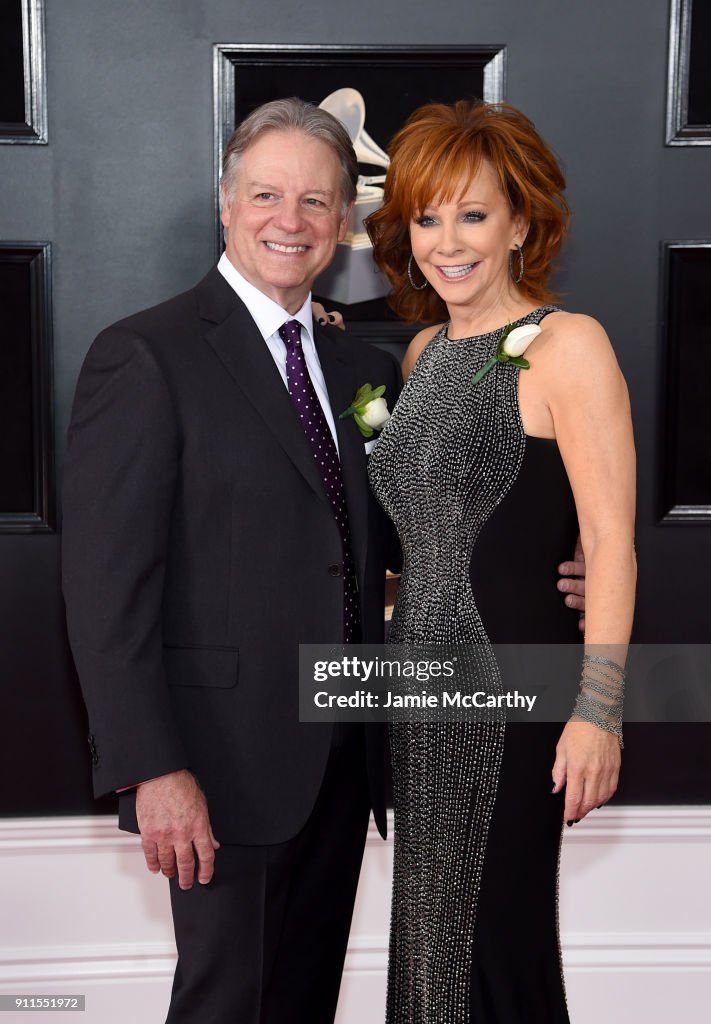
[62,266,401,844]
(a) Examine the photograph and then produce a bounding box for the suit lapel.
[313,324,370,583]
[196,269,330,506]
[195,268,371,579]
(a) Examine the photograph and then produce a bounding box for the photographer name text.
[313,690,537,711]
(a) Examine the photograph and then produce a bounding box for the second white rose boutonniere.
[471,322,541,385]
[339,383,390,438]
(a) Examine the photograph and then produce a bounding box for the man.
[63,97,586,1023]
[63,98,402,1024]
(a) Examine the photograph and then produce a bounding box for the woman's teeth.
[438,264,475,278]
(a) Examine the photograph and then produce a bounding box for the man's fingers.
[144,829,216,887]
[558,560,585,577]
[141,839,161,874]
[157,842,178,878]
[558,563,586,623]
[194,835,217,885]
[558,577,585,597]
[175,841,197,890]
[134,770,218,887]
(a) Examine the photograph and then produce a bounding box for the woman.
[366,101,636,1022]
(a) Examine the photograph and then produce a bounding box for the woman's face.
[409,159,526,312]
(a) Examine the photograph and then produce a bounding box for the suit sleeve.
[62,326,188,797]
[384,350,404,574]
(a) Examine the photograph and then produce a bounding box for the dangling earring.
[509,243,524,284]
[407,254,428,291]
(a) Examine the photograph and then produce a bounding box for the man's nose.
[273,198,307,233]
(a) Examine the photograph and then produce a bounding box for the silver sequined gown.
[368,307,578,1023]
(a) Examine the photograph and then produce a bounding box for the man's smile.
[264,241,310,254]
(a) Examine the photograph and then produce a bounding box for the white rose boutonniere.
[339,383,391,438]
[471,322,541,385]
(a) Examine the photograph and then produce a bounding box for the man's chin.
[259,276,314,311]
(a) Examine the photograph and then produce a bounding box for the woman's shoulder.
[535,310,626,402]
[539,309,610,347]
[402,322,445,379]
[536,310,618,368]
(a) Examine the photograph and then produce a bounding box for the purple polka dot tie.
[279,319,360,643]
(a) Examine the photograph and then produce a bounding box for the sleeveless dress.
[368,307,579,1023]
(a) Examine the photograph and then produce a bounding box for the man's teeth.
[265,242,308,253]
[439,264,475,278]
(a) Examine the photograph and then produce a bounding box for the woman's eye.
[414,215,436,227]
[463,211,486,222]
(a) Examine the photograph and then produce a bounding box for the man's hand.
[558,534,586,633]
[135,769,220,889]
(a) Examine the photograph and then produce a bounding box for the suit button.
[87,733,99,766]
[328,563,343,577]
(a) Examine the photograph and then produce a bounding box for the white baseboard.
[1,808,710,1023]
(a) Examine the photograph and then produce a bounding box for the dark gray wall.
[1,1,709,813]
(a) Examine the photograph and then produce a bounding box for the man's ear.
[337,201,354,243]
[220,185,232,230]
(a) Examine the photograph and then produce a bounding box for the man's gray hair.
[221,97,358,214]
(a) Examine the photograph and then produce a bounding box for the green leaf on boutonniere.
[340,383,385,419]
[471,356,497,385]
[340,383,390,438]
[471,321,538,386]
[353,412,374,437]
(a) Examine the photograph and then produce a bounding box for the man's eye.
[255,192,275,201]
[305,197,326,207]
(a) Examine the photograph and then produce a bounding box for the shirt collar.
[217,252,314,345]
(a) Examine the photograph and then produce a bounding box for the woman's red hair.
[366,100,570,323]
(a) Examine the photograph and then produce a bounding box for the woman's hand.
[551,720,620,824]
[312,302,345,330]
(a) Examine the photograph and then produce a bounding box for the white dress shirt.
[217,253,340,452]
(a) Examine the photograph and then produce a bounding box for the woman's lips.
[435,262,478,281]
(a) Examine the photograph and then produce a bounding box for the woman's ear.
[513,214,530,248]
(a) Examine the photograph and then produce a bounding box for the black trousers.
[165,723,371,1024]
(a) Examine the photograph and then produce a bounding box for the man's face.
[221,129,351,313]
